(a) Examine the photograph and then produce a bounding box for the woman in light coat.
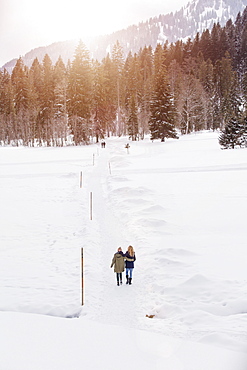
[110,247,125,286]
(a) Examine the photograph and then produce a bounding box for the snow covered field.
[0,131,247,369]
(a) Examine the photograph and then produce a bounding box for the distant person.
[101,140,106,148]
[125,245,136,285]
[110,247,125,286]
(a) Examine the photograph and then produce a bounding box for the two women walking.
[110,246,136,286]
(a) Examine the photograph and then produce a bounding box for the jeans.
[126,268,133,278]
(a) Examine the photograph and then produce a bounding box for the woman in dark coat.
[110,247,125,286]
[125,245,136,285]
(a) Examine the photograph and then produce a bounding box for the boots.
[126,275,129,284]
[129,278,132,285]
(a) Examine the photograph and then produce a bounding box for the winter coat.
[111,251,125,273]
[125,252,136,269]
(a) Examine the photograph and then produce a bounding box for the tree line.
[1,8,247,147]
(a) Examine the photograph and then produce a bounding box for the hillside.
[2,0,247,71]
[91,0,247,59]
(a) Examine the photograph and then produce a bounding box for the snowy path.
[82,144,146,329]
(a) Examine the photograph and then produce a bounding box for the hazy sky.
[0,0,189,67]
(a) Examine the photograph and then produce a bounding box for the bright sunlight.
[1,0,188,66]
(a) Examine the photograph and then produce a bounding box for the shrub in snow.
[218,117,246,149]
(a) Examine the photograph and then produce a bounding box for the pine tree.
[225,19,235,67]
[101,54,118,136]
[242,116,247,147]
[198,58,214,130]
[149,45,178,142]
[210,23,220,64]
[36,54,55,145]
[222,54,241,120]
[191,32,200,58]
[67,41,93,144]
[127,95,138,140]
[29,58,43,102]
[200,29,212,61]
[219,117,244,149]
[92,60,109,141]
[241,14,247,77]
[138,46,153,137]
[53,56,68,146]
[11,57,32,145]
[219,27,228,61]
[214,54,241,129]
[173,40,184,65]
[123,51,141,137]
[0,69,14,144]
[29,58,43,145]
[11,58,30,112]
[242,71,247,113]
[111,41,124,136]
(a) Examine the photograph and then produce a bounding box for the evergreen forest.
[1,8,247,147]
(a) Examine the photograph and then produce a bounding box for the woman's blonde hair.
[127,245,134,257]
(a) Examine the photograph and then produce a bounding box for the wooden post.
[81,248,84,305]
[80,171,83,188]
[90,192,93,220]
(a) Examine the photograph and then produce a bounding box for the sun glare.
[25,0,134,43]
[1,0,189,66]
[27,0,186,44]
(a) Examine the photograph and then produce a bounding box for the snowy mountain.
[93,0,247,58]
[2,0,247,70]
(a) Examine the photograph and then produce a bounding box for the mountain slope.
[2,0,247,70]
[92,0,247,58]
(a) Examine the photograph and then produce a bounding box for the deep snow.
[0,131,247,369]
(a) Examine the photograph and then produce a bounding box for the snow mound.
[153,302,184,319]
[180,274,212,287]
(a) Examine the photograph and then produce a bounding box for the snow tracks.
[81,142,142,329]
